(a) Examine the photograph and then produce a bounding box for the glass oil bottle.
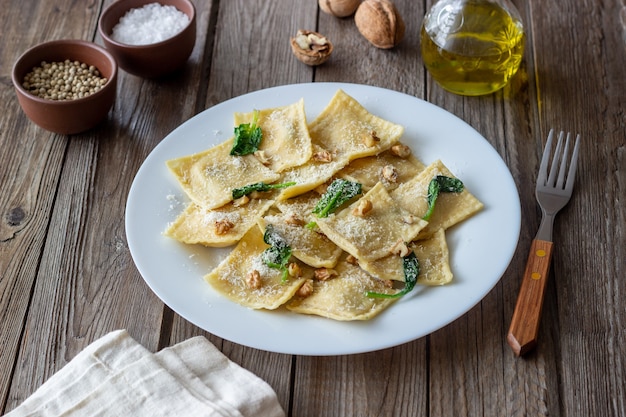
[421,0,525,96]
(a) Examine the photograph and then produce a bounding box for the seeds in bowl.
[22,60,108,101]
[111,2,190,45]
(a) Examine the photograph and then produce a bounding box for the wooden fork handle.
[507,239,554,356]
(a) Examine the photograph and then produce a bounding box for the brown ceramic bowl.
[12,39,118,135]
[98,0,196,78]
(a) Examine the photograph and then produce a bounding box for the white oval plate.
[126,83,521,356]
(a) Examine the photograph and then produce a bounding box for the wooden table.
[1,0,624,415]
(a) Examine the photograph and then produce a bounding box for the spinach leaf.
[261,224,292,281]
[312,179,362,218]
[366,251,419,299]
[232,181,296,200]
[422,175,464,221]
[230,110,262,156]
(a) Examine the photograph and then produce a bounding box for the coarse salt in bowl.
[98,0,196,78]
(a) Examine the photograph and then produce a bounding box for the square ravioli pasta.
[164,199,275,247]
[315,182,428,263]
[205,227,311,310]
[166,138,280,210]
[286,259,398,321]
[359,228,453,285]
[233,99,313,173]
[308,89,404,162]
[391,159,484,239]
[258,213,343,269]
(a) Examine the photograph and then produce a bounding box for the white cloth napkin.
[5,330,285,417]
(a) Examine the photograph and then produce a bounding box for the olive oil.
[421,0,525,96]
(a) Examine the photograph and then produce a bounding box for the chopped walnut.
[296,279,314,297]
[380,165,399,183]
[285,213,305,226]
[246,270,262,289]
[346,254,359,266]
[288,262,302,277]
[233,195,250,207]
[390,239,410,257]
[313,150,333,162]
[390,143,411,158]
[352,198,373,217]
[314,267,338,281]
[254,150,272,165]
[402,214,417,225]
[363,130,381,147]
[294,30,330,51]
[214,219,234,235]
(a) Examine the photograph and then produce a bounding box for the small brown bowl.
[98,0,196,78]
[12,39,118,135]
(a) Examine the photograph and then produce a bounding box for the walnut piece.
[390,239,410,257]
[214,219,234,235]
[314,268,338,281]
[296,279,314,297]
[355,0,405,49]
[290,30,334,66]
[390,143,411,158]
[346,254,359,265]
[313,149,333,162]
[288,262,302,277]
[246,270,262,289]
[381,164,399,183]
[352,198,373,217]
[254,150,271,165]
[363,130,381,147]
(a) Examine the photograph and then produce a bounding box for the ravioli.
[275,145,348,200]
[166,139,280,210]
[234,99,313,173]
[337,145,426,191]
[315,182,428,262]
[308,89,404,162]
[164,199,274,247]
[391,160,483,239]
[286,260,398,321]
[205,227,310,310]
[259,213,343,268]
[359,228,453,285]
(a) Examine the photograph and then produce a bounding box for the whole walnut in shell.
[354,0,405,49]
[319,0,361,17]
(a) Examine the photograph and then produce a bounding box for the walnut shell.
[319,0,361,17]
[354,0,405,49]
[290,30,334,66]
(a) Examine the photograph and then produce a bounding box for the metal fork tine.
[556,132,571,189]
[565,134,581,192]
[547,131,564,187]
[537,129,554,186]
[509,129,581,356]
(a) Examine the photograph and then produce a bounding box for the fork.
[507,129,581,356]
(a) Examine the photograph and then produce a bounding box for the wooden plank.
[528,0,626,416]
[291,344,428,417]
[1,0,218,411]
[0,0,102,410]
